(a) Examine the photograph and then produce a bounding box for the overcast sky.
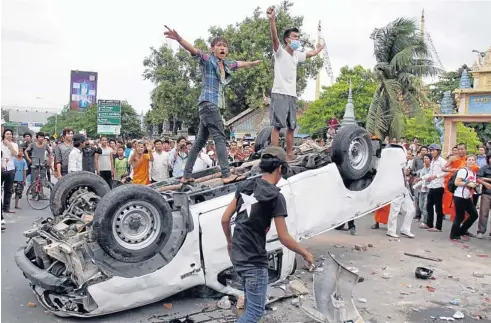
[2,0,490,115]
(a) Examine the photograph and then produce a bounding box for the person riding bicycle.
[25,132,51,187]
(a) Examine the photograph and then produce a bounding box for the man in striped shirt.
[164,25,261,184]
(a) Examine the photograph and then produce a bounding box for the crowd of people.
[372,138,491,243]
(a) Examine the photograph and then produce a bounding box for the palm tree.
[366,18,441,138]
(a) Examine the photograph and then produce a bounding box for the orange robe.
[374,204,390,225]
[442,156,480,222]
[132,154,150,185]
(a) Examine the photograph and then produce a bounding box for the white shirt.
[271,46,306,97]
[150,151,171,182]
[422,156,447,189]
[454,168,476,199]
[1,142,19,171]
[68,148,83,172]
[98,147,113,171]
[193,150,213,172]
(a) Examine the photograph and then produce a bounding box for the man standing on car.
[267,6,324,160]
[221,146,314,322]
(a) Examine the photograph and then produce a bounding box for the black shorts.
[270,93,297,130]
[13,181,25,198]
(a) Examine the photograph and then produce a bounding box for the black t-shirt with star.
[231,178,288,272]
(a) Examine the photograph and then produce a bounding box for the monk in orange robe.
[442,143,480,222]
[372,204,390,229]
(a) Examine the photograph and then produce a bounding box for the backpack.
[447,168,468,194]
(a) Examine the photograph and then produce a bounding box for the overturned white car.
[15,125,406,318]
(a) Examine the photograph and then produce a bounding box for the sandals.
[223,174,246,184]
[180,177,195,184]
[427,228,441,232]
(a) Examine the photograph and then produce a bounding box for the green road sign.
[97,100,121,134]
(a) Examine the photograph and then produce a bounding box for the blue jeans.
[237,267,269,323]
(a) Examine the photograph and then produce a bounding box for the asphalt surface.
[2,195,491,323]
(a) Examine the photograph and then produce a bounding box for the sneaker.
[386,232,399,238]
[401,231,415,239]
[349,227,357,236]
[477,233,484,239]
[1,220,5,231]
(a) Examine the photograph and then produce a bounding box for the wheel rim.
[348,137,369,171]
[112,201,161,250]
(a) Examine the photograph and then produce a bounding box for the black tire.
[50,171,111,217]
[93,185,173,263]
[331,125,373,181]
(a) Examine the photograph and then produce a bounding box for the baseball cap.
[428,143,441,151]
[261,146,287,162]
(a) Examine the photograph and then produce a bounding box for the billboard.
[70,70,98,111]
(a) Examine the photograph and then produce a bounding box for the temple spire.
[341,80,356,126]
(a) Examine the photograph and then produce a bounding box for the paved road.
[2,195,490,323]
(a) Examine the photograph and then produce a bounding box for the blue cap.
[428,143,441,151]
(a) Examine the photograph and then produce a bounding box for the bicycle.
[26,157,53,210]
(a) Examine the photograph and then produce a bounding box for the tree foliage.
[142,0,323,134]
[366,17,441,138]
[298,65,377,134]
[41,101,142,139]
[403,108,481,153]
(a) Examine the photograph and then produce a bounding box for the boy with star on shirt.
[221,146,314,322]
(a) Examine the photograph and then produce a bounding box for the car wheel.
[93,184,173,263]
[331,125,373,181]
[254,126,286,152]
[50,171,111,217]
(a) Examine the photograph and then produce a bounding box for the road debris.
[236,296,244,309]
[439,317,455,321]
[358,298,367,303]
[404,252,442,262]
[426,286,436,292]
[217,296,231,310]
[449,299,460,305]
[288,279,309,295]
[27,302,36,307]
[473,272,485,278]
[453,310,464,319]
[382,272,390,279]
[163,303,173,309]
[354,244,368,251]
[368,243,374,247]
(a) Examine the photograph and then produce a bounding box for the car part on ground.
[301,252,363,323]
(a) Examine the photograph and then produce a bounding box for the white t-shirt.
[193,150,213,172]
[454,168,476,199]
[271,46,306,97]
[68,148,83,172]
[1,142,19,171]
[151,151,171,182]
[98,147,113,171]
